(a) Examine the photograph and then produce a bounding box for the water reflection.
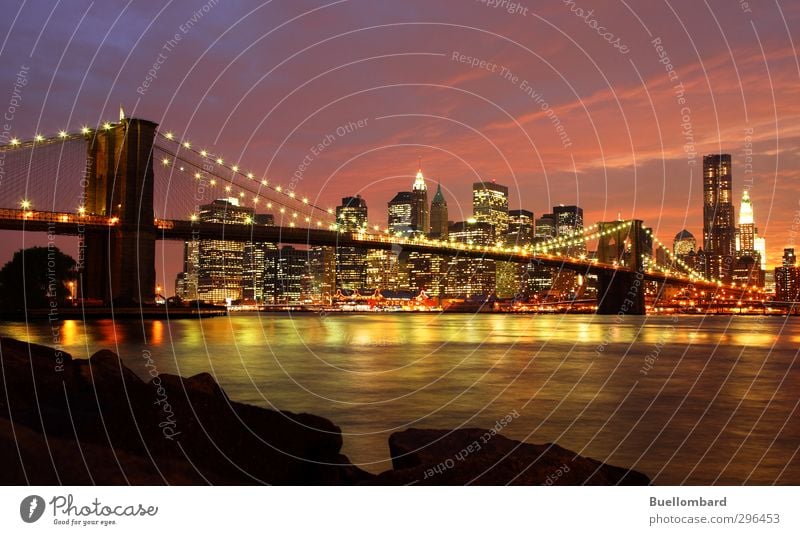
[2,313,798,484]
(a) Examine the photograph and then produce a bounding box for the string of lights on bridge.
[0,123,762,295]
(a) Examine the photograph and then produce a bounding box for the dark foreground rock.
[0,337,371,484]
[375,428,651,485]
[0,337,650,485]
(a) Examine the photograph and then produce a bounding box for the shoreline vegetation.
[0,337,650,485]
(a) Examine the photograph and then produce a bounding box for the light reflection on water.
[4,313,799,484]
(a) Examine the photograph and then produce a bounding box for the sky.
[0,0,798,292]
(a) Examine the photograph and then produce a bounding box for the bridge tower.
[595,219,648,315]
[82,117,158,305]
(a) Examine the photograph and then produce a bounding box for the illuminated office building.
[507,209,534,246]
[703,154,736,283]
[242,214,276,303]
[473,180,509,236]
[445,220,495,297]
[775,248,799,304]
[388,191,414,236]
[184,198,254,304]
[335,195,368,290]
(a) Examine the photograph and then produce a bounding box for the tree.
[0,246,77,311]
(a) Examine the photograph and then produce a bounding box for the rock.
[0,337,648,486]
[375,428,650,485]
[0,337,371,484]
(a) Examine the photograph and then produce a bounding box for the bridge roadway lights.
[596,269,646,315]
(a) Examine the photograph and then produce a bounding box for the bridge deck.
[0,208,721,290]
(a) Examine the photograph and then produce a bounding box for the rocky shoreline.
[0,337,649,485]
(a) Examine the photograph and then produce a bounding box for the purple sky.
[1,0,799,292]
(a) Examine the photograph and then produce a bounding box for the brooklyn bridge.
[0,116,766,314]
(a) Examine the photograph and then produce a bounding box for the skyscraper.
[446,220,495,297]
[733,188,766,287]
[242,214,276,303]
[775,248,799,305]
[184,198,254,304]
[551,205,585,297]
[553,205,584,245]
[506,209,534,246]
[535,214,556,240]
[673,229,697,273]
[429,182,448,238]
[336,195,368,232]
[335,195,368,290]
[737,189,756,255]
[703,154,736,283]
[388,191,414,236]
[263,246,309,304]
[411,168,429,235]
[473,180,509,237]
[309,246,336,303]
[736,188,767,272]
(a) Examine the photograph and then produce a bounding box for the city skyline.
[0,1,798,285]
[167,152,777,306]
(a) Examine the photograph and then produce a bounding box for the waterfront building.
[551,204,585,297]
[732,255,764,288]
[775,248,800,304]
[366,249,401,290]
[408,251,448,297]
[263,246,309,304]
[446,220,496,297]
[336,195,368,290]
[184,198,254,304]
[242,214,276,303]
[309,246,336,303]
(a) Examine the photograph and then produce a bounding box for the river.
[3,313,798,484]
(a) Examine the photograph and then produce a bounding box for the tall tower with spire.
[737,189,755,255]
[736,188,767,271]
[430,182,448,238]
[411,166,429,235]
